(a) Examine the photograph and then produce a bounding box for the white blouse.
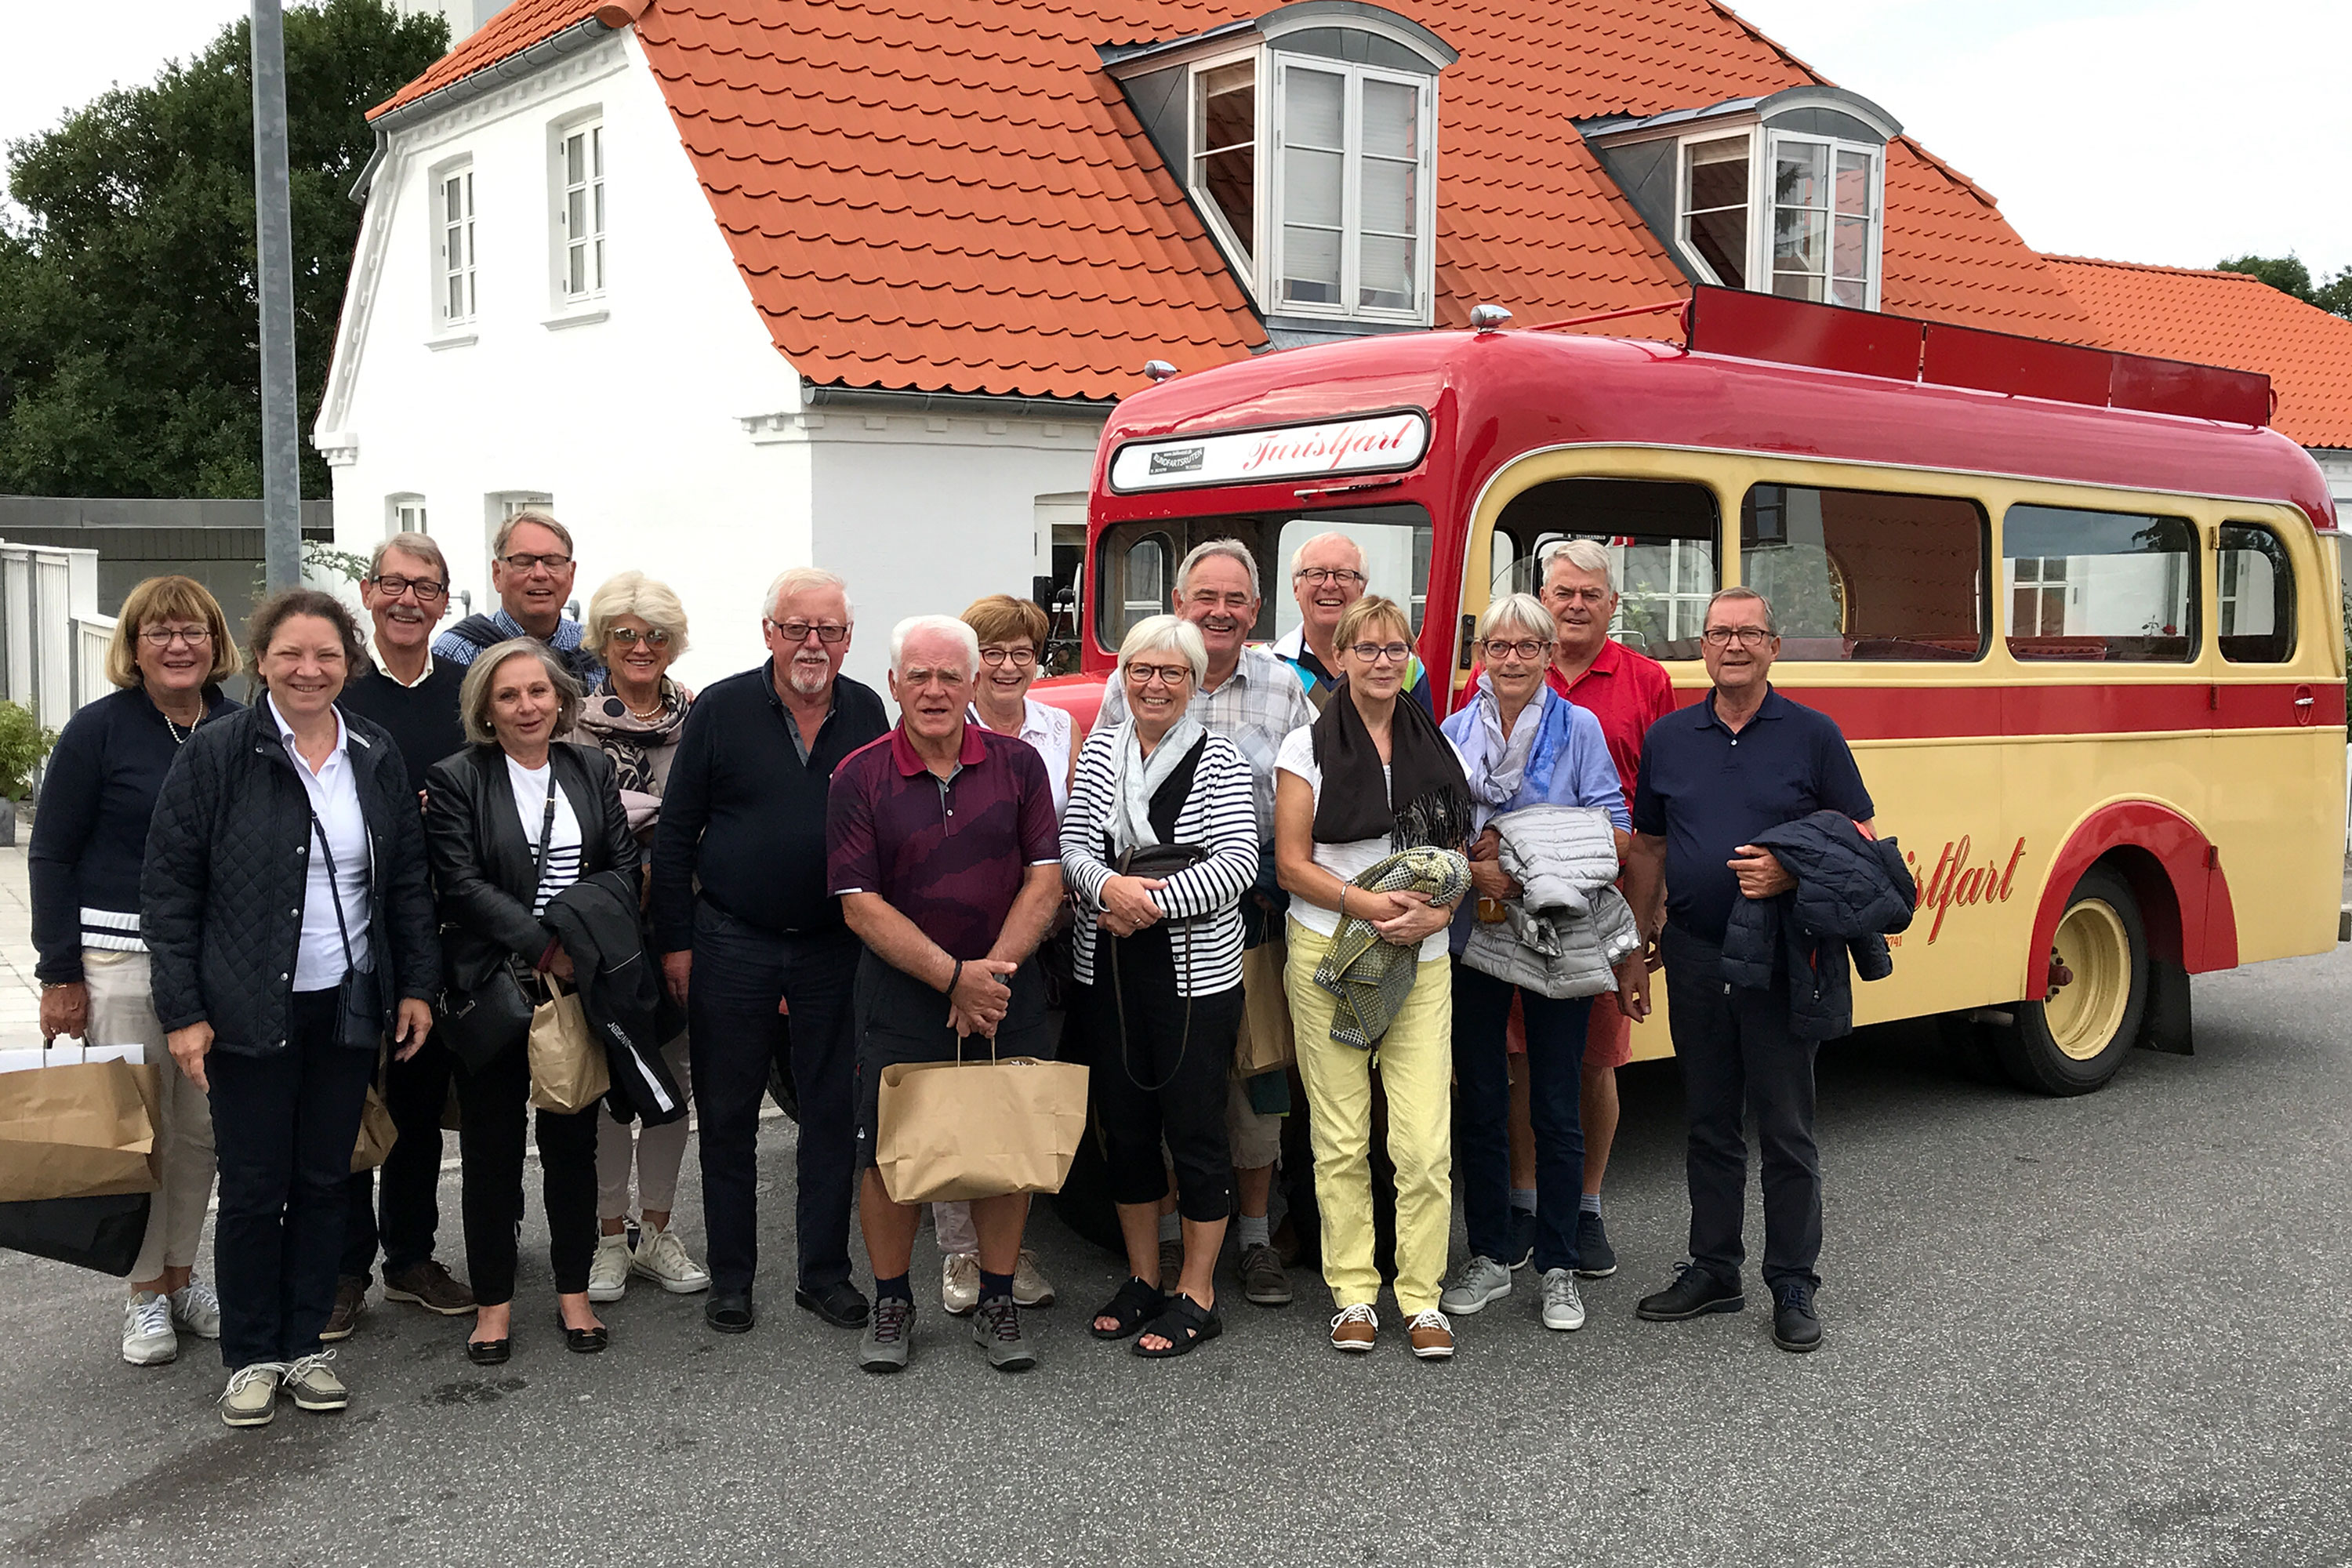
[1274,725,1469,963]
[972,697,1074,817]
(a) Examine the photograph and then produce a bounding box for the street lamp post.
[250,0,302,592]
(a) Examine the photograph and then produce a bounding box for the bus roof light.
[1142,360,1178,383]
[1469,304,1512,332]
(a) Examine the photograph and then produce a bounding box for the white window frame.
[428,158,476,336]
[386,493,429,539]
[1266,55,1436,326]
[551,115,606,307]
[1185,51,1266,306]
[1671,126,1759,291]
[1668,125,1885,311]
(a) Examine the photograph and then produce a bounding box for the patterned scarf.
[574,677,688,797]
[1311,845,1472,1049]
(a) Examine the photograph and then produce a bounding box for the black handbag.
[0,1192,152,1276]
[307,806,383,1049]
[1101,731,1214,1091]
[435,787,558,1071]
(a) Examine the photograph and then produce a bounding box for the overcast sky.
[2,0,2343,279]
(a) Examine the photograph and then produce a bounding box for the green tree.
[0,1,446,499]
[2218,252,2352,321]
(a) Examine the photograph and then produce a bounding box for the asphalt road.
[4,949,2350,1568]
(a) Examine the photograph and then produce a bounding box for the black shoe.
[1771,1279,1822,1353]
[465,1338,510,1367]
[797,1279,870,1329]
[1507,1207,1537,1271]
[1635,1263,1745,1321]
[704,1290,754,1334]
[1574,1210,1618,1279]
[559,1313,608,1355]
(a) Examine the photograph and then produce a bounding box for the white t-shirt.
[1274,725,1466,962]
[507,756,583,915]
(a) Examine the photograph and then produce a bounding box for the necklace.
[162,710,201,746]
[621,690,666,721]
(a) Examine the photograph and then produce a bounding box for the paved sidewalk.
[0,841,44,1048]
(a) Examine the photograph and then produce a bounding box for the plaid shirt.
[1098,642,1314,837]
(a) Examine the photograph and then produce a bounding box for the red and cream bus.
[1048,286,2345,1094]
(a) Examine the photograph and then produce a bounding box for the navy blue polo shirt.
[1631,686,1874,944]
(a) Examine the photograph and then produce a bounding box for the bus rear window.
[2003,505,2197,662]
[1740,485,1988,661]
[2218,524,2296,664]
[1093,503,1433,652]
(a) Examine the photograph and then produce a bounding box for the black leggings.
[456,1037,601,1305]
[1085,926,1241,1224]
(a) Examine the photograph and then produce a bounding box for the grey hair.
[459,637,584,746]
[492,506,572,560]
[1116,613,1208,686]
[586,570,689,659]
[1175,538,1260,601]
[1705,586,1778,636]
[1287,529,1367,575]
[368,532,449,585]
[765,566,854,623]
[891,615,981,678]
[1538,538,1616,595]
[1477,592,1556,644]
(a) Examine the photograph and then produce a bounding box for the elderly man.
[829,616,1064,1374]
[652,568,889,1335]
[1098,539,1314,1308]
[432,507,601,687]
[1271,530,1433,715]
[325,534,474,1338]
[1621,587,1874,1355]
[1537,539,1679,1279]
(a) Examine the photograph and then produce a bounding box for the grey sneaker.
[971,1297,1036,1372]
[219,1362,283,1428]
[1540,1267,1587,1331]
[1439,1254,1513,1316]
[168,1278,222,1339]
[122,1292,177,1366]
[281,1350,349,1412]
[859,1297,914,1374]
[1011,1248,1055,1308]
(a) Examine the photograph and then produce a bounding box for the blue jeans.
[1450,961,1592,1274]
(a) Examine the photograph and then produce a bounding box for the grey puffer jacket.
[1461,804,1641,1000]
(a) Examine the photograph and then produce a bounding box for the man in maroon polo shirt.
[1539,539,1678,1278]
[828,615,1063,1374]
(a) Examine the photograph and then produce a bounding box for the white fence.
[0,540,114,791]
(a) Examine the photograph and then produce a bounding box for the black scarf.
[1309,677,1474,850]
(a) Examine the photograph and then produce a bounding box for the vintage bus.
[1051,286,2346,1096]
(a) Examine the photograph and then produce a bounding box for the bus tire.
[1994,865,2147,1096]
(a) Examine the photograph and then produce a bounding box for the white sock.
[1236,1214,1271,1250]
[1510,1189,1537,1214]
[1157,1210,1181,1243]
[1580,1192,1602,1216]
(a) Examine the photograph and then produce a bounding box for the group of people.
[29,503,1894,1425]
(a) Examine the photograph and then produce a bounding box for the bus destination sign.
[1109,411,1430,493]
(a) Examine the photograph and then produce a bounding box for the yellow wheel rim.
[2046,899,2131,1062]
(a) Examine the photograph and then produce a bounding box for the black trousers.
[208,989,375,1370]
[1084,927,1241,1225]
[688,901,860,1298]
[455,1035,600,1304]
[1451,961,1591,1274]
[339,1037,455,1281]
[1662,923,1823,1292]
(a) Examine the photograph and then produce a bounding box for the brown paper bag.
[0,1052,161,1203]
[875,1044,1089,1205]
[527,977,608,1113]
[1231,938,1296,1078]
[350,1084,397,1173]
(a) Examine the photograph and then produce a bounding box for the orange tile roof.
[371,0,2107,400]
[2042,256,2352,449]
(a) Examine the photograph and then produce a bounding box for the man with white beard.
[652,568,890,1336]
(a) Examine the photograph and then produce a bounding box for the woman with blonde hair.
[31,575,241,1368]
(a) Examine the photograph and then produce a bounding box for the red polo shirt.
[1546,637,1678,809]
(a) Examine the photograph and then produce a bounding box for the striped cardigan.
[1060,723,1259,997]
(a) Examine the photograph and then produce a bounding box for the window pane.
[447,275,463,319]
[1494,477,1721,661]
[594,182,605,236]
[1774,271,1825,301]
[2218,524,2296,662]
[1361,78,1417,160]
[1774,207,1825,274]
[566,133,584,185]
[1741,485,1987,660]
[1282,224,1341,304]
[1684,136,1748,210]
[1835,148,1871,216]
[1198,148,1256,262]
[568,187,586,239]
[443,176,459,222]
[2004,505,2197,662]
[1195,61,1255,261]
[1275,512,1432,635]
[568,244,586,297]
[1359,232,1414,311]
[1685,207,1748,289]
[1830,275,1866,308]
[591,125,602,178]
[1283,146,1341,228]
[1832,214,1870,281]
[1775,139,1828,209]
[1360,155,1415,235]
[1285,67,1344,150]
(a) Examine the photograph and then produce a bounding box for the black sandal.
[1134,1293,1221,1358]
[1089,1276,1167,1340]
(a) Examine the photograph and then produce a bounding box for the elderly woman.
[143,590,439,1428]
[32,576,241,1368]
[1061,615,1257,1357]
[426,640,641,1364]
[572,572,710,1302]
[1275,595,1472,1361]
[1435,592,1631,1335]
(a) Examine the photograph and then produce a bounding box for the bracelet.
[1338,886,1346,919]
[943,959,964,996]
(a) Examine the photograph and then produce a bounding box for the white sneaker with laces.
[169,1278,222,1339]
[941,1252,980,1316]
[630,1222,711,1294]
[1540,1267,1587,1331]
[1011,1248,1055,1308]
[122,1292,177,1366]
[1439,1254,1512,1315]
[587,1233,632,1303]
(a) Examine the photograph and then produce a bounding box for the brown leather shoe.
[321,1276,366,1342]
[1329,1302,1377,1352]
[383,1260,477,1316]
[1406,1308,1454,1359]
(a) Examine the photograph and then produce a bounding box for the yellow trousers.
[1284,918,1454,1316]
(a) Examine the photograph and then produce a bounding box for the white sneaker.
[630,1222,711,1294]
[586,1233,632,1303]
[169,1279,222,1339]
[941,1251,979,1316]
[122,1292,177,1366]
[1540,1267,1587,1331]
[1011,1248,1055,1308]
[1439,1254,1513,1316]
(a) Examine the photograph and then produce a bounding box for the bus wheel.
[1995,865,2147,1096]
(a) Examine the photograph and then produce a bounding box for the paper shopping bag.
[528,976,608,1113]
[875,1048,1089,1205]
[0,1046,161,1203]
[350,1084,397,1173]
[1231,938,1296,1078]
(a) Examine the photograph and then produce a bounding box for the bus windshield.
[1094,501,1433,651]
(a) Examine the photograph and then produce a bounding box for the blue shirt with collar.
[1631,684,1873,944]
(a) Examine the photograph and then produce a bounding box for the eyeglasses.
[1700,626,1775,648]
[608,628,670,648]
[1480,637,1552,661]
[978,646,1037,668]
[768,619,850,644]
[1348,641,1414,664]
[497,552,572,573]
[137,626,212,648]
[1545,585,1611,605]
[1295,567,1367,587]
[1124,662,1192,688]
[367,574,448,603]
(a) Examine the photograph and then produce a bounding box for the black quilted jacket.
[1721,810,1916,1042]
[141,701,442,1054]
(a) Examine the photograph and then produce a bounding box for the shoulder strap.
[1145,733,1210,844]
[446,614,504,653]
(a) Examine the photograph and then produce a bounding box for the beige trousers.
[84,949,216,1283]
[595,1035,693,1218]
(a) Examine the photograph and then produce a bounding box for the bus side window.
[2217,524,2296,664]
[1739,485,1987,661]
[2002,505,2198,662]
[1494,478,1719,659]
[1105,532,1171,648]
